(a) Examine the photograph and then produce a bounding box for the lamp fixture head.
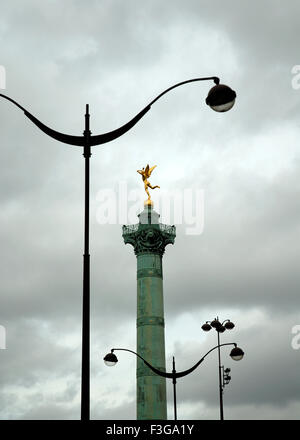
[217,325,226,333]
[201,323,212,332]
[103,352,118,367]
[230,346,244,361]
[224,321,235,330]
[206,84,236,112]
[210,319,222,329]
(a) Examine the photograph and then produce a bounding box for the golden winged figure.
[137,164,160,204]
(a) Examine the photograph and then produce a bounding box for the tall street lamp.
[0,77,236,420]
[201,317,239,420]
[104,343,244,420]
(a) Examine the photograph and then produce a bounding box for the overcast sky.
[1,0,300,420]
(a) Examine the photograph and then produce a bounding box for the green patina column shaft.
[122,204,176,420]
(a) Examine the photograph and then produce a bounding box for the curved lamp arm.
[0,76,219,148]
[110,347,172,377]
[110,342,237,381]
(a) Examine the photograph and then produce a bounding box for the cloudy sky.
[1,0,300,420]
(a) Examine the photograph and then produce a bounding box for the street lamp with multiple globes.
[201,317,241,420]
[104,342,244,420]
[0,77,236,420]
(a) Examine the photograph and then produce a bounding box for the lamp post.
[104,343,244,420]
[201,317,238,420]
[0,77,236,420]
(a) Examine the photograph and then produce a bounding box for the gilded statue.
[137,164,160,204]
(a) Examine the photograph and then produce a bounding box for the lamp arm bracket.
[0,76,218,148]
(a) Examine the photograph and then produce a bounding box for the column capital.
[122,205,176,256]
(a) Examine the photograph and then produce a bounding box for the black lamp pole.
[0,77,236,420]
[217,329,224,420]
[81,104,91,420]
[104,342,243,420]
[202,317,236,420]
[171,356,177,421]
